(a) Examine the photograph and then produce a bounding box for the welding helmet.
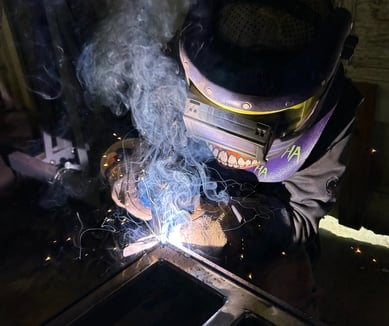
[179,0,354,181]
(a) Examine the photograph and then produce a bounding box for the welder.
[94,0,363,314]
[175,0,363,312]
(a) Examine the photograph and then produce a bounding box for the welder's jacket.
[209,67,363,257]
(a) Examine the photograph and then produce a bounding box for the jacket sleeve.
[281,118,355,245]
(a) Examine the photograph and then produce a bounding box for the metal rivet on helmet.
[242,102,252,110]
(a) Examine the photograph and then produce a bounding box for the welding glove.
[205,160,294,260]
[225,192,293,261]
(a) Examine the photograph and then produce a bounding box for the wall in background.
[336,0,389,234]
[0,9,35,110]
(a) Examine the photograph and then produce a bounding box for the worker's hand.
[225,193,292,261]
[111,176,153,221]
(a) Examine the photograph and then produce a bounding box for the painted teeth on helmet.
[238,157,246,167]
[210,145,257,168]
[218,150,228,165]
[208,144,218,158]
[228,155,238,168]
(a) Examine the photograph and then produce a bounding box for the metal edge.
[46,243,322,326]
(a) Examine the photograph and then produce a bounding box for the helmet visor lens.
[189,84,319,138]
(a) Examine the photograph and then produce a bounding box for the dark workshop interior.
[0,1,388,326]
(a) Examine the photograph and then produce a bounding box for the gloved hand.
[223,192,293,262]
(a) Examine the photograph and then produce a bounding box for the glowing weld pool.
[46,244,316,326]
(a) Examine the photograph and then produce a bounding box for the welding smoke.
[77,0,228,237]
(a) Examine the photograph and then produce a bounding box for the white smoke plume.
[77,0,228,238]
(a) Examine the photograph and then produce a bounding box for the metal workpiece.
[47,243,315,326]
